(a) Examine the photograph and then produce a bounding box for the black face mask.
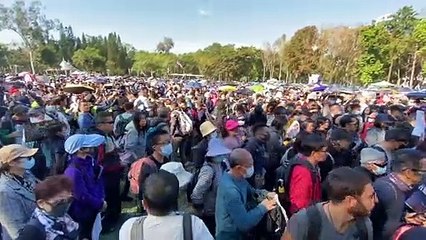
[47,199,72,218]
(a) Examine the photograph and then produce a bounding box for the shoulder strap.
[183,213,193,240]
[306,205,322,240]
[355,218,368,240]
[130,216,147,240]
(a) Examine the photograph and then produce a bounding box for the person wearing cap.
[119,171,213,240]
[63,134,107,240]
[160,162,193,212]
[354,148,387,182]
[223,119,242,150]
[0,144,38,239]
[192,121,218,169]
[191,138,231,235]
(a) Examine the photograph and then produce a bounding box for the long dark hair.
[133,111,148,134]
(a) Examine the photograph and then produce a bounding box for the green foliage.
[72,47,106,73]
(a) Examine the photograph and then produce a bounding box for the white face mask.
[244,166,254,178]
[209,132,218,139]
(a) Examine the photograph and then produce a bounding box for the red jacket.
[289,163,322,214]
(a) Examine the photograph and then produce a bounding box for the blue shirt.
[215,172,267,239]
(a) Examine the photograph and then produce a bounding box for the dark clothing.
[244,138,268,174]
[192,138,209,169]
[327,145,353,167]
[353,166,378,183]
[371,175,411,240]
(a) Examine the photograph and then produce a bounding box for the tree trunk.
[29,50,35,74]
[387,60,393,84]
[410,52,417,88]
[262,65,266,81]
[397,68,401,86]
[278,62,283,80]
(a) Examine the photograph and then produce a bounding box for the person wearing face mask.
[244,124,270,189]
[282,167,376,240]
[215,148,277,240]
[191,138,231,235]
[136,129,172,201]
[17,175,79,240]
[63,133,106,240]
[371,149,426,240]
[354,148,387,182]
[0,144,38,239]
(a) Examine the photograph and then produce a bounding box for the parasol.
[406,91,426,99]
[236,88,254,95]
[218,85,237,92]
[249,84,265,93]
[312,85,328,92]
[369,81,395,88]
[184,81,202,89]
[63,84,94,94]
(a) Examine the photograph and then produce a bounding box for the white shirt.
[119,214,213,240]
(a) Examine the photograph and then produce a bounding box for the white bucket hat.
[160,162,193,188]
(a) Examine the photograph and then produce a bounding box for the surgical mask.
[22,157,35,170]
[161,143,173,157]
[244,166,254,178]
[373,166,387,176]
[47,201,72,218]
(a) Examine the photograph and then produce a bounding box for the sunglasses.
[101,121,114,124]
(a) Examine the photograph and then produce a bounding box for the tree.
[156,37,174,53]
[0,0,57,73]
[72,47,106,73]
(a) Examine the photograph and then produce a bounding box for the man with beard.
[282,167,376,240]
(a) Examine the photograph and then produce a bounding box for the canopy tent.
[369,81,395,88]
[60,59,75,71]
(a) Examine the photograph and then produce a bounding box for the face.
[319,122,330,131]
[99,117,114,133]
[346,119,358,133]
[236,155,254,177]
[312,147,328,162]
[37,191,73,217]
[404,158,426,186]
[79,101,91,112]
[256,127,270,143]
[139,117,147,128]
[348,183,377,217]
[305,123,315,133]
[336,139,351,151]
[153,134,171,154]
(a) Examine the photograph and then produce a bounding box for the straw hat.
[0,144,38,166]
[200,121,217,137]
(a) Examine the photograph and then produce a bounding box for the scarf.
[33,208,79,240]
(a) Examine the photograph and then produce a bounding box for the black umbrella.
[406,91,426,99]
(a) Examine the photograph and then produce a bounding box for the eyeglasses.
[47,196,74,207]
[412,169,426,174]
[101,121,114,124]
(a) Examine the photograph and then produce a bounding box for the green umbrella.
[249,84,265,93]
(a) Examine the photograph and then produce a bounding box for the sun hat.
[200,121,217,137]
[225,120,239,131]
[160,162,193,188]
[360,148,386,164]
[206,138,231,157]
[0,144,38,166]
[64,134,105,154]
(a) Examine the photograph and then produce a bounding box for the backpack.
[305,205,369,240]
[129,156,157,195]
[115,114,133,137]
[186,164,214,203]
[261,206,288,240]
[130,213,193,240]
[173,110,193,136]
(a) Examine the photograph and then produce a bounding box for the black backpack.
[305,205,369,240]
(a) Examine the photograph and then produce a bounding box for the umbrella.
[249,84,265,93]
[218,85,237,92]
[369,81,395,88]
[63,84,94,94]
[406,91,426,99]
[236,88,254,95]
[184,81,202,89]
[312,85,328,92]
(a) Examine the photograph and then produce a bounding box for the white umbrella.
[369,81,395,88]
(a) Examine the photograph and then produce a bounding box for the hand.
[266,192,277,200]
[405,212,426,225]
[101,201,108,212]
[261,198,277,211]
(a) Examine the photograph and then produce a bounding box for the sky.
[0,0,425,53]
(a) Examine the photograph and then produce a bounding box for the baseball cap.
[0,144,38,166]
[225,120,239,131]
[64,134,105,154]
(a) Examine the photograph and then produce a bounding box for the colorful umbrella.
[63,84,94,94]
[218,85,237,92]
[249,84,265,93]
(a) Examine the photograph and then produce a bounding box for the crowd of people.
[0,76,425,240]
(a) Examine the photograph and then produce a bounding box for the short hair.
[252,124,268,135]
[95,111,113,124]
[392,149,426,173]
[329,128,352,142]
[229,148,250,168]
[339,114,357,128]
[123,102,134,111]
[385,128,410,142]
[316,116,330,126]
[143,170,179,216]
[325,167,371,203]
[35,175,73,201]
[151,129,169,146]
[298,133,327,156]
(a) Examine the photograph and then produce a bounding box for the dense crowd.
[0,76,425,240]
